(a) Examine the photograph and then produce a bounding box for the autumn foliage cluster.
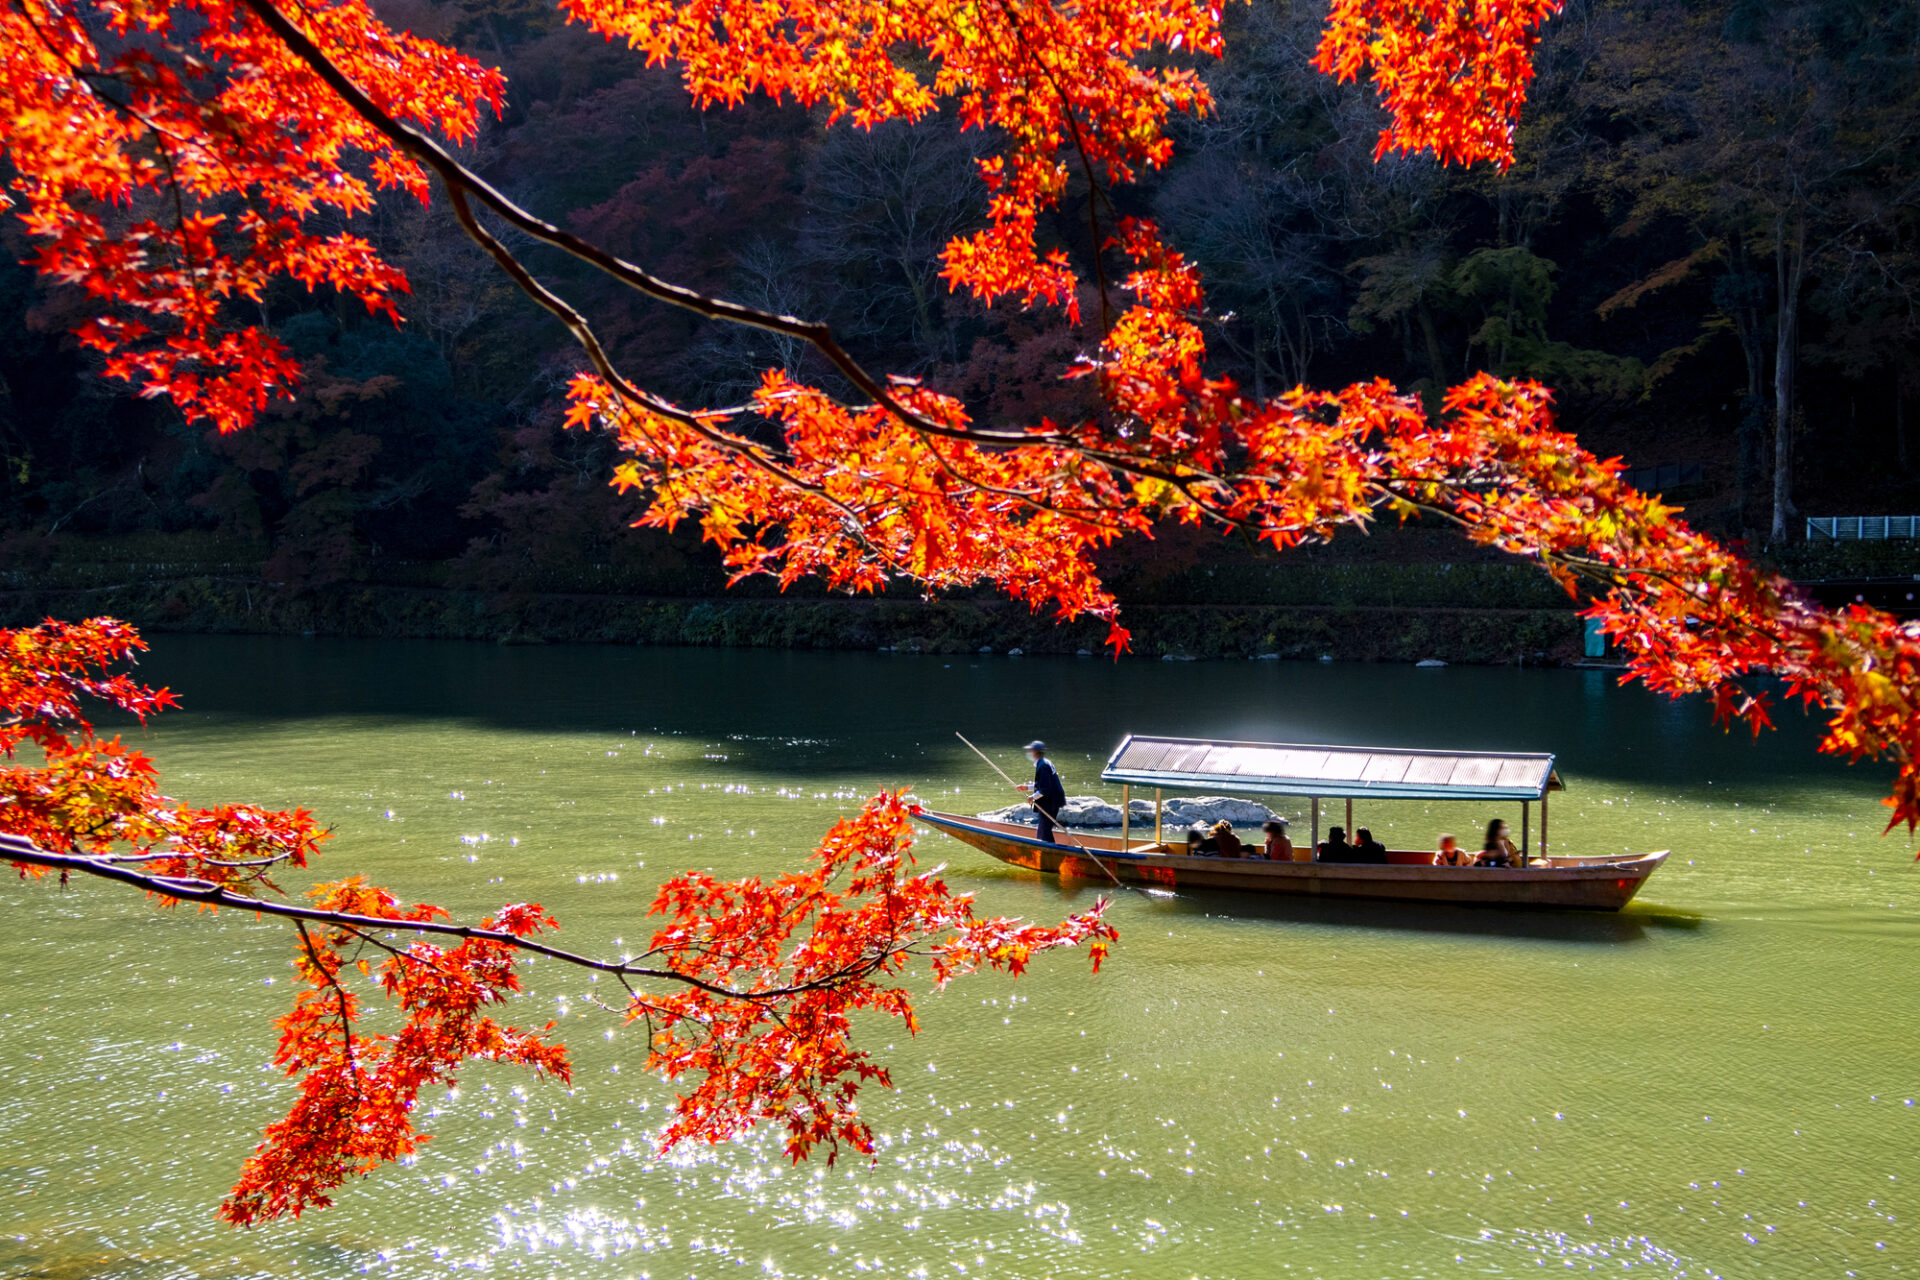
[0,616,325,875]
[634,793,1113,1160]
[0,0,502,432]
[6,0,1920,1227]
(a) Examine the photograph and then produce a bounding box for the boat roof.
[1100,735,1563,802]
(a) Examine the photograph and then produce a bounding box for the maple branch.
[87,849,293,869]
[438,186,692,432]
[436,185,872,538]
[232,0,1061,451]
[2,833,907,1004]
[1366,474,1833,689]
[7,2,244,327]
[294,918,361,1079]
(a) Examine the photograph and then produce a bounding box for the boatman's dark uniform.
[1026,741,1067,844]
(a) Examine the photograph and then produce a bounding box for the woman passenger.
[1212,820,1245,858]
[1353,827,1388,863]
[1480,818,1519,867]
[1262,819,1294,862]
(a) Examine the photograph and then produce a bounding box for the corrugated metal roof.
[1100,735,1562,802]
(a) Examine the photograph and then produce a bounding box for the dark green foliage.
[186,315,501,584]
[0,570,1580,666]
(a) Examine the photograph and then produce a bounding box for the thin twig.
[2,835,897,1005]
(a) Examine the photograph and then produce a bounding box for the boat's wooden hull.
[913,810,1665,911]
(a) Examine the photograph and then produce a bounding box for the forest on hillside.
[2,0,1917,596]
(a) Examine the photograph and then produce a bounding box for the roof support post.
[1122,784,1131,851]
[1521,801,1530,867]
[1310,797,1319,854]
[1154,788,1162,847]
[1539,791,1548,864]
[1345,797,1353,838]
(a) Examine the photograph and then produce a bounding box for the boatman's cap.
[1025,740,1047,752]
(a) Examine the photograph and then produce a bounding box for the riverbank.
[7,527,1913,664]
[0,575,1581,663]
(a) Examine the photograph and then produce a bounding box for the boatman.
[1018,740,1068,844]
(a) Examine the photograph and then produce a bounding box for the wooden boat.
[917,734,1668,911]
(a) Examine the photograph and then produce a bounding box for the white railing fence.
[1805,516,1920,541]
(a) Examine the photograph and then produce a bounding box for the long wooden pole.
[954,733,1136,895]
[956,731,1023,790]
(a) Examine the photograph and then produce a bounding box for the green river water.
[4,636,1917,1280]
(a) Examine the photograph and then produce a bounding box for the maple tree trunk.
[1898,393,1909,474]
[1770,212,1807,543]
[1416,303,1449,411]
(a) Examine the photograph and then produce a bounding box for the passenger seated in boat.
[1479,818,1519,867]
[1184,827,1209,856]
[1262,819,1294,861]
[1352,827,1389,863]
[1435,833,1474,866]
[1317,826,1355,862]
[1211,820,1245,858]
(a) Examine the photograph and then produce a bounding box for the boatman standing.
[1018,740,1068,844]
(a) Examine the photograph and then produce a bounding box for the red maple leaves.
[564,0,1220,315]
[1316,0,1565,167]
[1,617,327,883]
[221,885,571,1225]
[634,792,1112,1163]
[1,0,501,431]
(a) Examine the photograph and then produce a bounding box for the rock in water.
[973,794,1276,829]
[976,795,1126,826]
[1163,796,1278,827]
[1416,658,1448,668]
[1061,796,1124,825]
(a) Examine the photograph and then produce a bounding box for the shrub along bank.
[0,575,1580,664]
[13,528,1909,664]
